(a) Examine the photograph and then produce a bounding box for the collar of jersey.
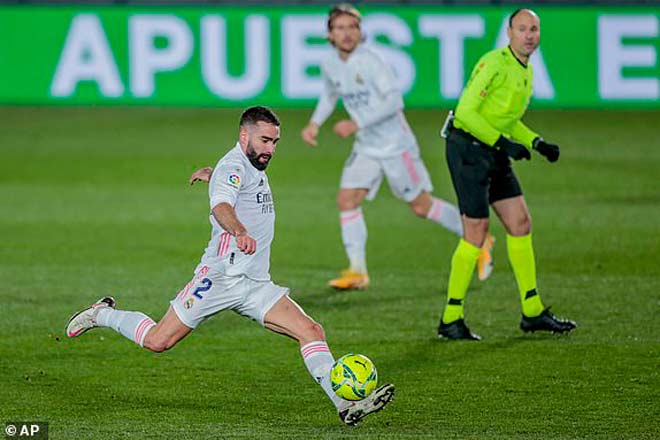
[506,45,529,69]
[336,44,364,63]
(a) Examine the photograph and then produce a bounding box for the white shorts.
[340,149,433,202]
[170,265,289,329]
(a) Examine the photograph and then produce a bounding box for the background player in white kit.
[301,4,495,290]
[65,106,394,426]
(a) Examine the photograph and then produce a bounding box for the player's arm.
[209,164,256,254]
[189,166,213,185]
[334,54,403,138]
[352,91,403,130]
[333,92,403,138]
[302,68,339,146]
[454,57,504,147]
[212,203,256,255]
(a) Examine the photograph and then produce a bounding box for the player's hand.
[189,167,214,185]
[333,120,358,138]
[495,135,531,161]
[301,122,319,147]
[533,138,560,163]
[235,232,256,255]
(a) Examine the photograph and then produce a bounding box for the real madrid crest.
[355,73,364,84]
[184,297,195,309]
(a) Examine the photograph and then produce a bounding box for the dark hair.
[239,106,280,128]
[509,8,524,28]
[327,3,361,31]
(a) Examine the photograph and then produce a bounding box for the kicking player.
[301,3,494,290]
[66,106,394,425]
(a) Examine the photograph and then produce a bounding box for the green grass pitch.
[0,106,658,439]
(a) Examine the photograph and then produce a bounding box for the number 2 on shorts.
[192,278,212,299]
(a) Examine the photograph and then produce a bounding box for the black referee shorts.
[445,128,523,218]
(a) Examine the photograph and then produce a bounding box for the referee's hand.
[495,136,531,161]
[533,138,560,163]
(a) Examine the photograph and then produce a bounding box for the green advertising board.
[0,5,658,107]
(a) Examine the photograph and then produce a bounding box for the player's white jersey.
[316,45,418,158]
[197,143,275,281]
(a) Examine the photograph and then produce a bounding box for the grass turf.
[0,107,658,439]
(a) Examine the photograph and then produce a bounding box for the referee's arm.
[454,59,502,147]
[510,120,539,149]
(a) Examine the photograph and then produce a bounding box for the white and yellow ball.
[330,354,378,401]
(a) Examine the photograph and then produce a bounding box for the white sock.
[96,308,156,347]
[426,197,463,237]
[300,341,346,410]
[340,208,367,273]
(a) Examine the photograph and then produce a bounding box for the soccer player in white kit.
[301,4,495,290]
[65,106,394,425]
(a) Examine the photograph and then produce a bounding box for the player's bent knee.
[143,335,177,353]
[409,193,432,218]
[337,195,357,211]
[336,189,365,211]
[410,202,428,218]
[311,322,326,341]
[301,321,326,343]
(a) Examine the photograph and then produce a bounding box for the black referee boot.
[438,319,481,341]
[520,308,577,334]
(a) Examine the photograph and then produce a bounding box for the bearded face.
[246,139,272,171]
[239,120,279,171]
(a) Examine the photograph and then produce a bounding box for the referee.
[438,9,576,340]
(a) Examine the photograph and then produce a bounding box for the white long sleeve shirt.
[311,45,418,158]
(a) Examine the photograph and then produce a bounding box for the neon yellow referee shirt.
[454,46,539,149]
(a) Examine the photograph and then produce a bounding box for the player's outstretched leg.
[66,296,156,346]
[418,194,462,236]
[65,297,184,349]
[264,295,394,425]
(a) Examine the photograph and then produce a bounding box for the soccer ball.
[330,354,378,401]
